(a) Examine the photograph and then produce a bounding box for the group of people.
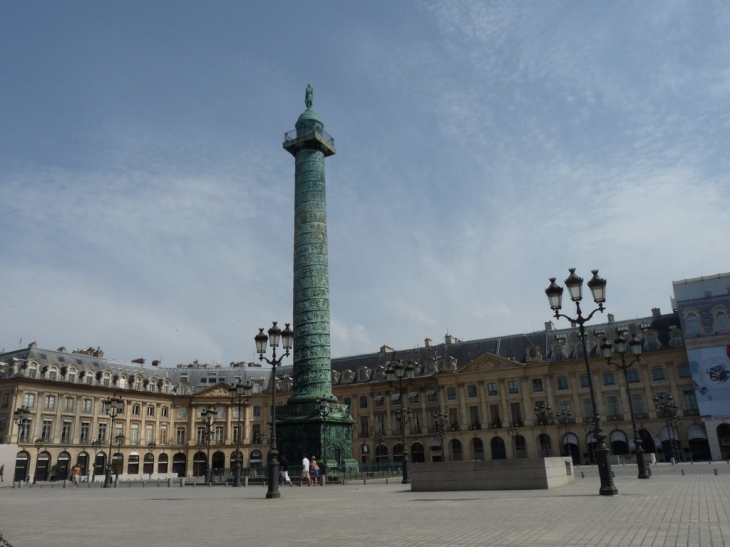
[277,455,321,487]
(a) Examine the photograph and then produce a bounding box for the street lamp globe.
[564,268,584,301]
[545,278,564,311]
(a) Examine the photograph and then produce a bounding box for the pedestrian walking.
[71,464,81,488]
[310,456,319,486]
[279,457,293,486]
[301,455,311,487]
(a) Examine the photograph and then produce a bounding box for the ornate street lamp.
[33,438,43,483]
[229,380,253,487]
[385,358,416,482]
[315,397,333,481]
[102,394,124,488]
[114,433,125,482]
[534,403,554,457]
[194,441,204,477]
[147,441,157,480]
[556,411,572,457]
[13,406,31,443]
[506,422,519,457]
[653,393,681,464]
[601,335,650,479]
[545,269,618,496]
[200,406,217,483]
[255,321,294,499]
[432,411,448,462]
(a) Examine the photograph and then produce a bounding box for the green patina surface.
[281,87,354,467]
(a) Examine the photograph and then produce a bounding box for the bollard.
[681,469,685,475]
[142,481,145,488]
[244,476,248,487]
[179,477,184,487]
[386,478,388,485]
[714,469,718,475]
[128,481,131,488]
[363,479,366,485]
[581,472,585,478]
[63,480,66,489]
[168,478,172,488]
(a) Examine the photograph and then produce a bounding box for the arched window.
[28,363,38,379]
[87,373,94,385]
[49,367,58,381]
[576,344,585,359]
[67,368,77,383]
[716,312,728,328]
[102,372,111,387]
[553,346,564,362]
[672,332,684,348]
[133,376,142,390]
[393,442,404,462]
[646,333,659,351]
[687,313,700,333]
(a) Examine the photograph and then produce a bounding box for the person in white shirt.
[301,455,311,487]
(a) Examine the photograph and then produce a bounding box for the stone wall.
[410,457,574,491]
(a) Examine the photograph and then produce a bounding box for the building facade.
[0,307,716,483]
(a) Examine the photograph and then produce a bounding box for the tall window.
[677,364,691,379]
[553,346,564,362]
[559,400,572,415]
[557,377,569,390]
[160,425,168,445]
[672,332,684,348]
[576,344,585,359]
[489,404,501,426]
[44,394,56,410]
[83,399,92,412]
[487,383,498,396]
[469,406,481,429]
[683,390,699,412]
[98,422,108,442]
[467,385,478,398]
[24,393,36,407]
[38,419,49,442]
[582,399,593,420]
[102,372,111,387]
[65,397,75,411]
[145,424,154,443]
[510,403,522,426]
[448,408,459,429]
[508,381,519,395]
[532,379,544,393]
[28,363,37,379]
[67,369,76,383]
[80,422,90,443]
[176,427,186,445]
[359,396,368,409]
[687,313,700,333]
[61,421,72,443]
[606,396,620,417]
[603,372,615,386]
[652,367,666,381]
[215,425,224,444]
[147,406,155,417]
[130,424,139,444]
[359,416,369,437]
[253,406,262,417]
[233,424,241,444]
[626,369,640,383]
[717,312,729,328]
[196,426,206,444]
[447,387,457,400]
[19,419,32,442]
[630,393,645,415]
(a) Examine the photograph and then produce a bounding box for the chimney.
[132,358,145,365]
[424,338,432,348]
[651,308,661,318]
[607,313,614,324]
[544,321,555,331]
[152,360,160,367]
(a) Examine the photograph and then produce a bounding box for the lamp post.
[315,397,332,481]
[255,321,294,499]
[582,419,596,465]
[13,406,31,444]
[601,335,650,479]
[556,411,572,457]
[33,438,43,483]
[91,439,101,480]
[534,403,554,457]
[102,394,124,488]
[545,268,618,496]
[200,406,216,483]
[506,422,519,458]
[653,393,681,464]
[385,358,416,483]
[147,441,156,480]
[432,411,448,463]
[114,433,125,483]
[194,441,204,477]
[229,380,253,487]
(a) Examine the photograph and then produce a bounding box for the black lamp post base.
[266,460,280,499]
[401,457,410,484]
[596,449,619,496]
[234,466,242,487]
[103,469,112,488]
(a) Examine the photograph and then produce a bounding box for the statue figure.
[305,84,313,109]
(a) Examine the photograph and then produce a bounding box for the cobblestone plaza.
[1,464,729,547]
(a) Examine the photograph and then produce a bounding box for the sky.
[1,1,729,367]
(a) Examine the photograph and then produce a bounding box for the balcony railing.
[284,127,335,147]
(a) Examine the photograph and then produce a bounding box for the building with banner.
[673,272,730,460]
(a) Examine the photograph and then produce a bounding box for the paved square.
[1,464,729,547]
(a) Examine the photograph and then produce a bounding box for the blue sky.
[1,1,729,367]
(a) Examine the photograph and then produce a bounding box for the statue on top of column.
[305,84,313,109]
